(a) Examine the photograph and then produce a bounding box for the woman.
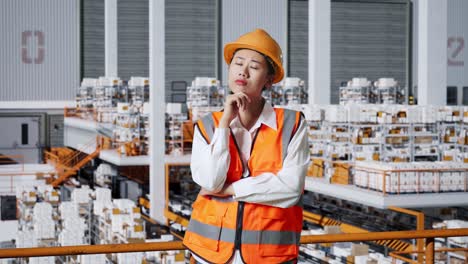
[183,29,309,264]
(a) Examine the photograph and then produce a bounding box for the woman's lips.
[235,80,247,86]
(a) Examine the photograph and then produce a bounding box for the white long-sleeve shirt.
[191,103,309,208]
[190,103,309,264]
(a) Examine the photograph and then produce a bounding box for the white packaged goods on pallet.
[93,200,113,217]
[59,228,85,246]
[303,105,324,121]
[34,185,59,202]
[77,78,98,110]
[340,78,374,105]
[128,77,149,110]
[95,187,112,202]
[111,214,133,233]
[80,254,107,264]
[59,202,79,219]
[444,220,468,244]
[29,257,55,264]
[63,217,86,232]
[348,105,379,123]
[16,230,37,248]
[187,77,224,108]
[417,106,438,123]
[16,186,37,203]
[438,106,462,122]
[332,242,352,258]
[282,77,307,105]
[171,223,185,233]
[325,105,348,123]
[33,217,55,239]
[33,203,53,219]
[98,76,121,88]
[116,252,144,264]
[36,185,53,196]
[354,255,370,264]
[355,161,468,193]
[127,224,145,239]
[300,104,468,178]
[71,186,92,204]
[113,199,136,213]
[161,234,175,241]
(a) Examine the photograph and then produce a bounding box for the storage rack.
[139,104,150,156]
[282,77,308,105]
[128,77,149,113]
[164,164,196,239]
[412,122,440,162]
[288,104,468,183]
[350,123,381,162]
[339,78,376,105]
[76,78,97,120]
[374,78,405,104]
[165,104,187,156]
[339,77,405,106]
[114,103,141,156]
[186,77,224,108]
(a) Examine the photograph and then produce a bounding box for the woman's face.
[228,49,272,99]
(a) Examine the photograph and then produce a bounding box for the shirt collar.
[230,101,277,132]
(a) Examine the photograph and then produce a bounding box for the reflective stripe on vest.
[188,218,301,246]
[281,108,298,161]
[200,114,215,142]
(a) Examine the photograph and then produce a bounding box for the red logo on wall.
[21,31,45,64]
[448,36,464,67]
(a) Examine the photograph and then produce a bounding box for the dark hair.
[264,56,276,76]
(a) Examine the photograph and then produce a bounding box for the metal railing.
[354,165,468,195]
[0,228,467,263]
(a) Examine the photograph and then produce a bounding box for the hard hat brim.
[224,43,284,84]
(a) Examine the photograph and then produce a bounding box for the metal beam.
[308,0,331,104]
[149,0,166,223]
[417,0,447,105]
[104,0,118,77]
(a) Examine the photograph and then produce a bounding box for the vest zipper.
[234,201,244,250]
[230,128,245,252]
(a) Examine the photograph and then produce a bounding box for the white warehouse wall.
[221,0,288,86]
[413,0,468,104]
[447,0,468,90]
[0,0,79,102]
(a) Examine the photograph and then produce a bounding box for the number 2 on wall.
[448,37,465,67]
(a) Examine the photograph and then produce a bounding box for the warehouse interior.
[0,0,468,263]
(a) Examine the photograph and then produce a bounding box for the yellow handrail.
[59,136,97,168]
[388,206,425,263]
[0,228,467,261]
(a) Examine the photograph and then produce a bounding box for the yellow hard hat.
[224,28,284,84]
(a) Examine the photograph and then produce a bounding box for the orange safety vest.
[183,108,303,264]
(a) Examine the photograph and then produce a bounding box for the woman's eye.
[235,63,242,66]
[250,66,258,70]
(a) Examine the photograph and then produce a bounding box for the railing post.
[416,212,425,263]
[425,237,434,264]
